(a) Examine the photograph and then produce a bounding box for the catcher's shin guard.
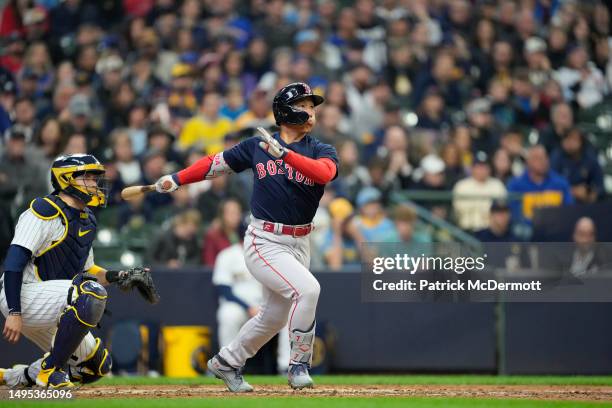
[289,322,316,366]
[69,337,112,384]
[43,275,108,371]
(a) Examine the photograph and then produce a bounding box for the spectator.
[148,209,202,268]
[377,125,413,190]
[335,139,370,203]
[34,117,66,162]
[550,128,604,204]
[140,149,173,209]
[166,62,198,120]
[353,187,399,243]
[393,204,431,244]
[466,97,499,157]
[569,217,604,277]
[220,83,248,121]
[453,153,507,231]
[61,93,103,157]
[321,197,363,270]
[201,198,243,267]
[147,125,184,168]
[415,87,451,131]
[474,200,518,242]
[491,148,514,184]
[311,104,349,145]
[62,132,88,155]
[440,142,465,188]
[507,145,573,226]
[413,154,450,220]
[179,91,234,154]
[554,44,608,109]
[499,128,526,175]
[126,101,150,156]
[523,37,551,88]
[537,102,574,154]
[412,51,464,110]
[451,124,474,169]
[0,126,48,211]
[488,78,515,131]
[12,97,37,141]
[110,128,142,186]
[234,88,275,130]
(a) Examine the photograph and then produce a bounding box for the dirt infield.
[68,384,612,401]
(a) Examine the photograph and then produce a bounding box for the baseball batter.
[0,154,158,389]
[155,82,338,391]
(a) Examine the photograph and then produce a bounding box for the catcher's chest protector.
[32,194,97,281]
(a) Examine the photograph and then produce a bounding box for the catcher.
[0,154,159,389]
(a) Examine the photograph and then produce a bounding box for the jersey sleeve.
[314,142,339,180]
[10,210,60,255]
[212,247,234,286]
[222,138,256,173]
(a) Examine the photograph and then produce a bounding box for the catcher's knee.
[71,338,112,384]
[67,275,107,327]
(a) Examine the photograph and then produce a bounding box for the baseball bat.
[121,185,156,200]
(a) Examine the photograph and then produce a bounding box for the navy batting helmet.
[51,154,108,207]
[272,82,325,126]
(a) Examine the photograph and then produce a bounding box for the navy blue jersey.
[223,133,338,225]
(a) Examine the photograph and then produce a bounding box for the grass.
[3,397,612,408]
[3,375,612,407]
[95,374,612,386]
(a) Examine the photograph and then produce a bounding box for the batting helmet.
[272,82,325,126]
[51,154,108,207]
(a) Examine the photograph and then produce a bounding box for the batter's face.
[290,97,317,132]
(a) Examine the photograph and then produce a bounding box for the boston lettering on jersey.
[31,194,97,281]
[223,132,338,226]
[255,159,315,186]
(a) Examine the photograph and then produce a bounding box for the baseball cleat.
[36,367,74,389]
[36,358,74,389]
[287,363,313,390]
[207,355,253,393]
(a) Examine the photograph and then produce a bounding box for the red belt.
[262,222,313,237]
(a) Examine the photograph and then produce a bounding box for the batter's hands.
[256,127,287,159]
[155,174,179,193]
[3,314,22,343]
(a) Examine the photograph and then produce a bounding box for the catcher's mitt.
[109,267,160,304]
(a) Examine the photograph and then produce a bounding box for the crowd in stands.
[0,0,611,270]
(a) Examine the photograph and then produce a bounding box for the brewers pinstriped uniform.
[156,82,338,391]
[0,154,111,389]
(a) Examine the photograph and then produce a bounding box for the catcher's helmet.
[51,154,108,207]
[272,82,325,126]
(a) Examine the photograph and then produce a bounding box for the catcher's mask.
[272,82,325,126]
[51,154,108,207]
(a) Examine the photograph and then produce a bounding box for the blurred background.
[1,0,612,377]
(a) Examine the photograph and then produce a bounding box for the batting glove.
[256,127,287,159]
[155,174,179,193]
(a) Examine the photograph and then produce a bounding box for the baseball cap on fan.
[525,37,547,54]
[69,94,92,117]
[356,187,382,209]
[420,154,445,174]
[295,30,319,45]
